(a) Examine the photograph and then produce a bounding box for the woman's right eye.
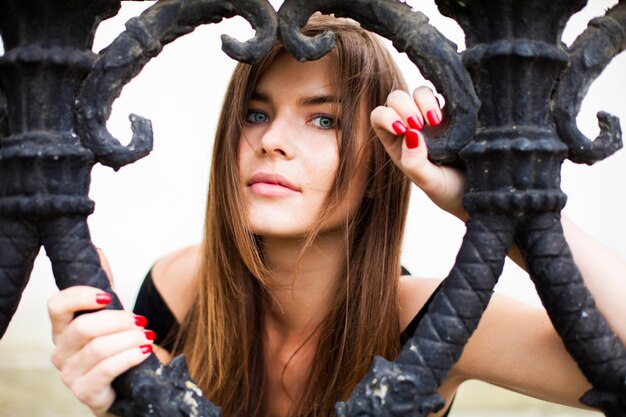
[245,110,269,124]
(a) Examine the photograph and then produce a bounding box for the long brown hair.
[178,15,410,417]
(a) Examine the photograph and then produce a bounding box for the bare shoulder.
[151,244,201,323]
[397,275,442,332]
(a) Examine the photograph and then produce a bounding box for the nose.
[258,117,293,159]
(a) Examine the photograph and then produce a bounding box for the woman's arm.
[560,216,626,344]
[377,88,626,409]
[400,219,625,410]
[507,215,626,345]
[451,221,624,407]
[399,276,594,410]
[454,290,594,408]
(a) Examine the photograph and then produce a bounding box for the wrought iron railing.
[0,0,624,416]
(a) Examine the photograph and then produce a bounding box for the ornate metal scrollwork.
[0,1,276,415]
[0,0,625,416]
[278,0,480,164]
[77,0,278,171]
[327,1,626,416]
[554,3,626,165]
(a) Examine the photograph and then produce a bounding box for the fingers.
[48,286,155,415]
[48,286,113,344]
[61,328,154,390]
[53,309,146,366]
[372,88,468,218]
[413,86,442,127]
[370,105,411,155]
[371,104,432,186]
[386,90,425,131]
[64,340,152,415]
[371,88,441,176]
[371,87,443,151]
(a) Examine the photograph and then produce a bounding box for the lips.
[247,172,300,195]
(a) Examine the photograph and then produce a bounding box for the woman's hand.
[47,254,154,416]
[371,87,467,219]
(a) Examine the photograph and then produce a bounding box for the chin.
[248,225,310,239]
[245,200,319,235]
[246,214,313,239]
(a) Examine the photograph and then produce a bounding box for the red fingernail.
[407,114,423,130]
[96,293,112,305]
[405,129,419,149]
[392,121,407,135]
[135,315,148,327]
[426,109,441,126]
[144,330,156,341]
[140,345,153,354]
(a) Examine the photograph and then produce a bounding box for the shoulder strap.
[133,268,181,352]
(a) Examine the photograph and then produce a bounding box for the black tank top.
[133,267,453,415]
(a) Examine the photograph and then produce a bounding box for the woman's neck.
[261,230,347,337]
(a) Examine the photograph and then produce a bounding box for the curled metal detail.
[77,0,278,171]
[554,2,626,165]
[1,1,626,416]
[0,0,276,415]
[76,1,276,415]
[324,1,626,416]
[277,0,480,164]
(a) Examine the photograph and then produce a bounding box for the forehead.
[254,52,338,97]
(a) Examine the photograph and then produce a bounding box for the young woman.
[47,15,626,417]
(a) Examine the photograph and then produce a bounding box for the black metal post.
[0,0,276,415]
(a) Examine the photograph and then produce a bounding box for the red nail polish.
[144,330,156,341]
[135,315,148,327]
[392,121,407,135]
[96,293,112,305]
[405,129,419,149]
[140,345,153,354]
[407,114,424,130]
[426,109,441,126]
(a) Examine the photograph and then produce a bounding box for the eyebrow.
[250,91,270,102]
[250,91,339,106]
[298,94,339,106]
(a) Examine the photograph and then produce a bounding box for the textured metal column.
[0,1,276,415]
[278,0,626,415]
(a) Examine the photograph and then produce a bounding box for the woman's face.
[238,52,368,238]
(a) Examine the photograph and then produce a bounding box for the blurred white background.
[0,0,623,415]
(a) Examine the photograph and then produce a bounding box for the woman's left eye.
[245,110,269,124]
[310,115,337,130]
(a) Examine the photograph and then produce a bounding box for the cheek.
[324,154,371,228]
[237,137,254,170]
[341,167,369,212]
[304,143,340,191]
